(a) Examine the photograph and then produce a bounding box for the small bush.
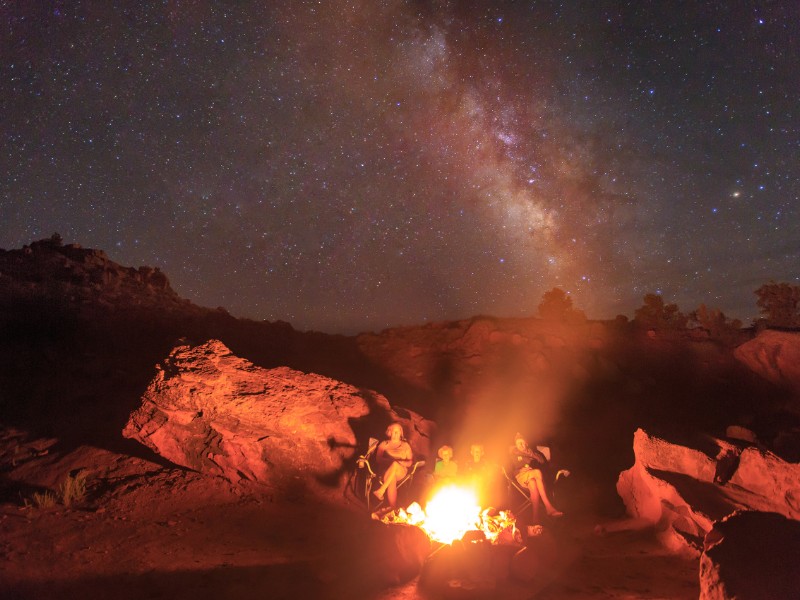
[59,471,88,507]
[30,490,57,509]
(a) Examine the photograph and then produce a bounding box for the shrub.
[30,490,57,509]
[59,471,88,507]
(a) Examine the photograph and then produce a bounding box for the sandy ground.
[0,440,700,600]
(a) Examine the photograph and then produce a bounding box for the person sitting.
[509,432,563,523]
[463,442,497,504]
[433,445,458,484]
[373,423,413,508]
[463,443,488,479]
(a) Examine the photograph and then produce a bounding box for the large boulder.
[420,539,513,596]
[123,339,432,499]
[734,330,800,395]
[616,428,800,554]
[728,447,800,517]
[699,511,800,600]
[357,522,432,587]
[616,429,719,553]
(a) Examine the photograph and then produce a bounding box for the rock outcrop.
[0,236,189,314]
[734,330,800,396]
[359,522,432,587]
[616,428,800,554]
[699,511,800,600]
[123,339,434,500]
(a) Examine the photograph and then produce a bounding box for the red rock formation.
[617,428,800,554]
[123,339,433,500]
[0,237,185,311]
[728,447,800,515]
[699,511,800,600]
[734,330,800,395]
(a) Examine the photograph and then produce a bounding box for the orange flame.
[422,485,482,543]
[378,484,520,545]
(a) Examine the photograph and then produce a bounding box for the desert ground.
[0,431,700,600]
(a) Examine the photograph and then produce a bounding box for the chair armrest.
[409,460,425,475]
[357,455,377,478]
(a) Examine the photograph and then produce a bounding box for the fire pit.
[373,485,559,598]
[375,484,521,546]
[373,483,537,595]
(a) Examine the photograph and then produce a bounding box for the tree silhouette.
[633,293,687,330]
[755,282,800,328]
[45,232,63,246]
[689,304,742,343]
[537,287,585,323]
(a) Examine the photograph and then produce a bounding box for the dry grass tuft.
[59,471,88,507]
[30,490,58,509]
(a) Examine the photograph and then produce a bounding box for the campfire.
[377,484,520,545]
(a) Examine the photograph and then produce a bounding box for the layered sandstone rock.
[699,511,800,600]
[734,330,800,395]
[617,428,800,554]
[123,339,434,499]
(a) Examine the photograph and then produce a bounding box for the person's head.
[514,433,528,452]
[386,423,404,441]
[437,445,453,461]
[470,443,485,462]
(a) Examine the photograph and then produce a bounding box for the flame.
[423,485,482,544]
[378,484,520,546]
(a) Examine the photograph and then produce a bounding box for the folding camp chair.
[502,445,569,518]
[351,437,425,511]
[502,466,532,516]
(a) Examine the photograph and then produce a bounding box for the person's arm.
[388,442,412,466]
[511,445,545,467]
[528,448,547,464]
[376,441,388,461]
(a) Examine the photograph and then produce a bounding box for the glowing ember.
[378,484,520,545]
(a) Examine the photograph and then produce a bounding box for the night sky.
[3,1,798,333]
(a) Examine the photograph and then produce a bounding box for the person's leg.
[531,469,562,517]
[388,462,410,507]
[375,463,396,499]
[386,479,398,507]
[527,480,542,523]
[374,462,404,503]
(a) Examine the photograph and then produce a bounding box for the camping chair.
[502,466,532,516]
[502,445,569,518]
[352,437,425,511]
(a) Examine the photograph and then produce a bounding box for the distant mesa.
[0,236,187,314]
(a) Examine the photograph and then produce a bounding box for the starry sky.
[3,1,799,333]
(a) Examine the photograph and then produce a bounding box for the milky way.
[3,1,798,332]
